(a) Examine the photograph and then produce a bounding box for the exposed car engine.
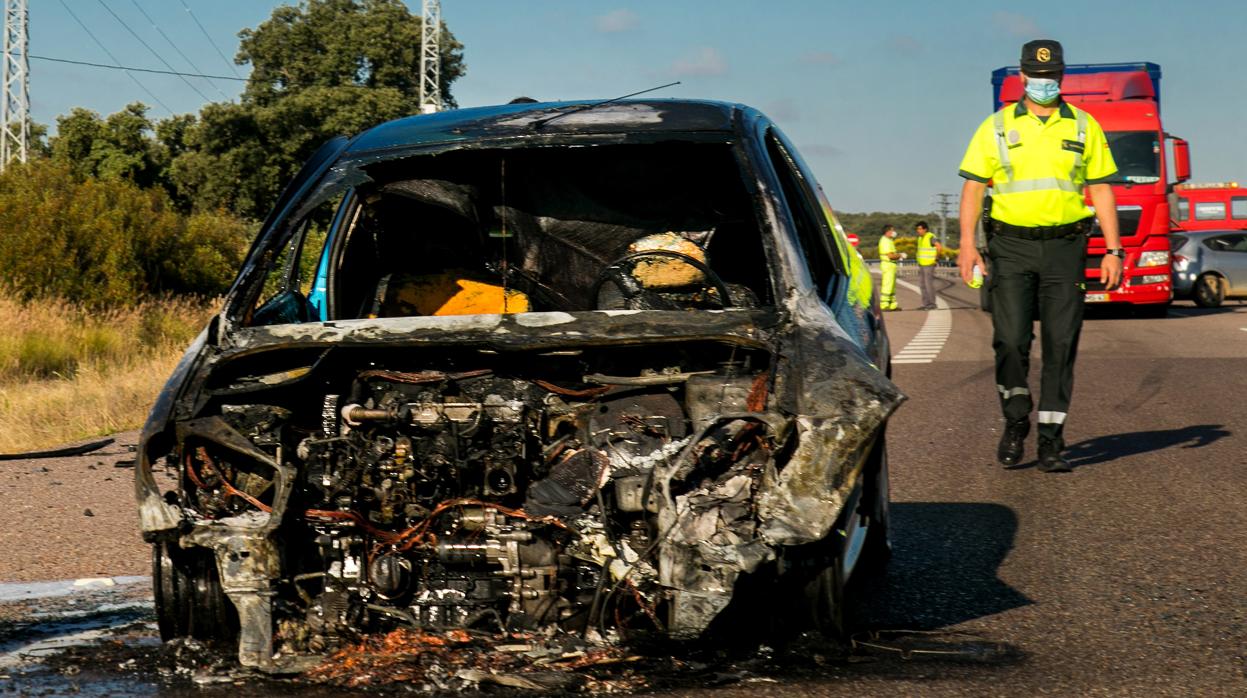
[170,345,781,660]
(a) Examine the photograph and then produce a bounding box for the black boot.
[1037,438,1072,473]
[997,418,1029,466]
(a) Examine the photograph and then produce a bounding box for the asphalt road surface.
[1,270,1244,695]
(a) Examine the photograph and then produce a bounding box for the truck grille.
[1088,206,1142,238]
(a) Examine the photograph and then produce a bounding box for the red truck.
[992,62,1191,312]
[1172,182,1247,231]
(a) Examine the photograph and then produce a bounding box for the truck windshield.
[1105,131,1160,184]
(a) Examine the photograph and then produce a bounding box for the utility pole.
[1,0,29,171]
[418,0,441,114]
[931,192,955,247]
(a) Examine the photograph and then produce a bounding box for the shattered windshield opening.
[247,141,774,326]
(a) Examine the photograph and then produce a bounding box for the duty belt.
[991,219,1091,240]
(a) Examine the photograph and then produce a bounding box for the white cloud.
[596,9,639,33]
[992,11,1040,38]
[671,47,727,77]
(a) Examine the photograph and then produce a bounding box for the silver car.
[1171,230,1247,307]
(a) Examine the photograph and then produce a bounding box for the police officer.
[877,224,904,311]
[956,39,1124,473]
[914,221,942,309]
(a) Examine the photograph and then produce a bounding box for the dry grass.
[0,293,217,453]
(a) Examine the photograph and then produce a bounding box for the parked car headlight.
[1172,254,1189,272]
[1137,250,1170,268]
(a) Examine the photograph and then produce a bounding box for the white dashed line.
[889,276,952,365]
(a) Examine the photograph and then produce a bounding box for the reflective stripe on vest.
[994,177,1081,194]
[992,106,1089,196]
[917,233,937,265]
[1070,109,1088,182]
[993,111,1013,181]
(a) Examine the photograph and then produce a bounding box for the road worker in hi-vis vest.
[956,39,1123,473]
[877,223,904,310]
[914,221,942,309]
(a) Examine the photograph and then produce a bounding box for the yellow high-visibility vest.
[917,232,937,266]
[958,101,1117,227]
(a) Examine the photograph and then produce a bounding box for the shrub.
[0,158,255,306]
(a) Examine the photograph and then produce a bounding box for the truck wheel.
[1193,274,1224,308]
[153,542,239,643]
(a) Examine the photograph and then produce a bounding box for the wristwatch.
[1105,248,1125,259]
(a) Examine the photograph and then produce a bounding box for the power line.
[31,54,246,81]
[95,0,212,103]
[57,0,173,114]
[129,0,229,100]
[179,0,241,80]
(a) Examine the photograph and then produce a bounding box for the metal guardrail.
[864,260,960,275]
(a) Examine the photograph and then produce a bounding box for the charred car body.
[136,99,904,671]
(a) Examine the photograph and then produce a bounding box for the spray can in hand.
[968,264,984,289]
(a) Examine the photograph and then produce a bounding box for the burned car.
[136,99,904,671]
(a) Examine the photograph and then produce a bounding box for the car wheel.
[860,432,892,568]
[153,542,238,643]
[1193,274,1225,308]
[800,550,847,639]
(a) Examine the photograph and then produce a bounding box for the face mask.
[1024,77,1061,105]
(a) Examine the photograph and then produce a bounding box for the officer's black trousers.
[987,234,1086,447]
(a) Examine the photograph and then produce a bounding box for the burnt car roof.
[345,99,746,154]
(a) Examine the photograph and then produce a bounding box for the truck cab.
[993,63,1191,308]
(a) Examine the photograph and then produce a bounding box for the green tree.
[50,104,166,189]
[168,0,466,219]
[238,0,465,110]
[0,159,253,305]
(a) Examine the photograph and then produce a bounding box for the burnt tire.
[800,552,847,640]
[860,432,892,569]
[152,542,238,643]
[1194,274,1224,308]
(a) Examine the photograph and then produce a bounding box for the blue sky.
[28,0,1247,213]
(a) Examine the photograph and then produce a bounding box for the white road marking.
[888,276,952,365]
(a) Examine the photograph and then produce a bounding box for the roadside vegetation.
[837,211,961,260]
[0,293,217,453]
[0,1,465,452]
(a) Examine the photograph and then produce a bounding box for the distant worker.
[915,221,943,309]
[957,39,1122,473]
[877,224,905,311]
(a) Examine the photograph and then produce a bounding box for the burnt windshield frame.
[227,130,778,325]
[1104,131,1161,184]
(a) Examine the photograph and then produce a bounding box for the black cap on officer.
[1020,39,1064,76]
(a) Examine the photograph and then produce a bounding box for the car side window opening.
[248,194,345,326]
[763,130,841,302]
[1203,234,1247,253]
[301,143,773,321]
